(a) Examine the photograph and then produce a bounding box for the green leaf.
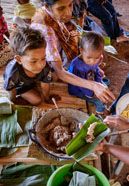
[0,111,18,148]
[66,114,108,157]
[73,128,110,161]
[0,164,53,186]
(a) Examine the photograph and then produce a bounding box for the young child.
[3,27,51,105]
[68,31,106,114]
[13,0,36,26]
[0,6,9,45]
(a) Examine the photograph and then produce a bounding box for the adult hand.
[104,115,129,130]
[95,140,109,153]
[93,82,115,103]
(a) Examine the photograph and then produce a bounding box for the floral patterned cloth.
[0,16,8,44]
[31,6,84,65]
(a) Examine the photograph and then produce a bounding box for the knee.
[31,97,42,106]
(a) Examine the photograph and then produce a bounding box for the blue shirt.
[68,56,102,98]
[3,59,51,95]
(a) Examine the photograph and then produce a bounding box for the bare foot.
[116,35,129,43]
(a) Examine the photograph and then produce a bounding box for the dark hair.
[73,0,87,18]
[80,31,104,51]
[17,0,30,4]
[10,27,46,55]
[42,0,59,6]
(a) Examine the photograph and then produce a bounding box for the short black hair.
[80,31,104,51]
[10,26,46,55]
[42,0,59,6]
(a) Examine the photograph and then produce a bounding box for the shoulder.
[32,7,46,24]
[4,59,19,77]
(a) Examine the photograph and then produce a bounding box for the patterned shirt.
[0,16,8,44]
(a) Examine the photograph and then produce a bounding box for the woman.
[31,0,115,103]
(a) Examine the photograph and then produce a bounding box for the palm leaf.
[66,114,110,161]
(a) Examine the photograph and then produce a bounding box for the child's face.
[80,47,103,66]
[17,47,46,76]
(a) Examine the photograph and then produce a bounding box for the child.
[13,0,36,26]
[3,27,51,105]
[68,31,106,114]
[0,6,9,45]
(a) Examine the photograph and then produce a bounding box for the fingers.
[101,89,115,103]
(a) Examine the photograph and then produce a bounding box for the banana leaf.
[0,163,53,186]
[0,111,20,148]
[0,97,13,115]
[66,114,110,161]
[0,105,32,156]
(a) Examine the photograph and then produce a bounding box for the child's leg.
[40,82,50,102]
[20,89,42,105]
[85,96,106,114]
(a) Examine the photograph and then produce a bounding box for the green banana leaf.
[73,128,110,161]
[66,114,110,161]
[0,163,53,186]
[0,111,19,148]
[0,105,32,157]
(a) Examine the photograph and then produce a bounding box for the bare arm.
[52,60,115,103]
[99,143,129,166]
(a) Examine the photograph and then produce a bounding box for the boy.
[3,27,51,105]
[13,0,36,26]
[68,31,106,114]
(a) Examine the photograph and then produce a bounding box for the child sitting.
[13,0,36,26]
[68,31,107,114]
[0,6,9,45]
[3,27,51,105]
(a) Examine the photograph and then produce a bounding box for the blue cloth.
[3,59,51,95]
[68,56,105,112]
[85,96,106,113]
[110,74,129,114]
[68,56,102,98]
[87,0,124,39]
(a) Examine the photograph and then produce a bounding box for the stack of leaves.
[0,111,21,148]
[0,105,32,156]
[66,114,110,161]
[0,163,53,186]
